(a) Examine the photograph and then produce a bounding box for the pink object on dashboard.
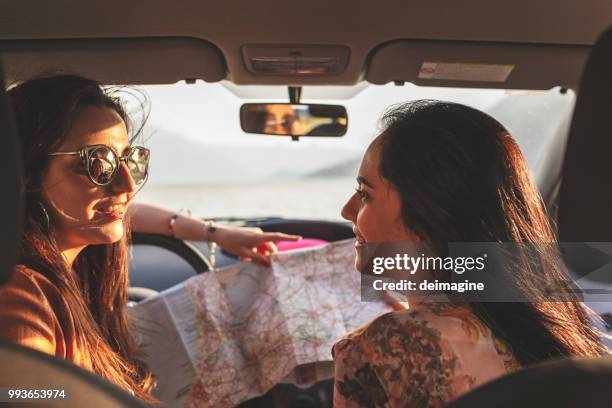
[275,238,328,252]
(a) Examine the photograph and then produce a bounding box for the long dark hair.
[378,100,607,365]
[8,74,155,401]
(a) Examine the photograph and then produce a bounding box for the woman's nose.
[111,161,136,194]
[341,193,358,222]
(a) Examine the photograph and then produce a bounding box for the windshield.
[133,82,575,221]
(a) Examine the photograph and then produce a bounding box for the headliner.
[1,0,611,87]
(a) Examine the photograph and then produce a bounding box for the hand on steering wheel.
[212,225,301,266]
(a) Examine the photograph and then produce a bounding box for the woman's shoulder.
[0,265,90,367]
[0,265,67,355]
[332,303,520,406]
[2,265,61,299]
[335,303,517,366]
[0,265,68,323]
[333,305,469,406]
[0,265,73,330]
[336,303,471,352]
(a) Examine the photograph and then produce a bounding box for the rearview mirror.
[240,103,348,137]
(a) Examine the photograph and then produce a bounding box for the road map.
[130,239,391,407]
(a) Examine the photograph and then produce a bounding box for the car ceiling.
[1,0,611,88]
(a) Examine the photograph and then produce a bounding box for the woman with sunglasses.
[0,74,299,401]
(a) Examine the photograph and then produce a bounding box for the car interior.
[2,1,612,407]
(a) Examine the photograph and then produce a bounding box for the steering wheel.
[131,232,213,273]
[128,233,213,302]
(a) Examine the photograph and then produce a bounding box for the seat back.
[0,339,149,408]
[446,357,612,408]
[0,59,22,285]
[558,26,612,242]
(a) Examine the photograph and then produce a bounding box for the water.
[134,177,355,221]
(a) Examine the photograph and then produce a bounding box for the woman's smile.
[92,198,129,222]
[94,206,126,220]
[353,227,366,247]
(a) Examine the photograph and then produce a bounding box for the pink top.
[332,303,519,407]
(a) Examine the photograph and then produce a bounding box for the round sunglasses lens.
[128,147,150,185]
[89,147,116,185]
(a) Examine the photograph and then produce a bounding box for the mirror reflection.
[240,103,348,137]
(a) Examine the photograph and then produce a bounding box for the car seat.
[446,357,612,408]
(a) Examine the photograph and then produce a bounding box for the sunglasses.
[48,144,150,187]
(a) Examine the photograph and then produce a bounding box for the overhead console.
[0,37,226,85]
[241,44,350,77]
[366,40,591,90]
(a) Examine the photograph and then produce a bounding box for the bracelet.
[169,209,192,239]
[202,220,217,242]
[208,241,217,272]
[203,220,217,271]
[169,213,179,238]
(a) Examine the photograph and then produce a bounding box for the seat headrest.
[448,356,612,408]
[559,26,612,242]
[0,58,23,285]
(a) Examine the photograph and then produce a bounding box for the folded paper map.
[130,239,390,407]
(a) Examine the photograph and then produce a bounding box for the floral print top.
[332,303,519,407]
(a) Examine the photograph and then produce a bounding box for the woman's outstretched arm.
[127,202,301,265]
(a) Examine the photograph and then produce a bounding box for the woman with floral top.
[334,100,608,407]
